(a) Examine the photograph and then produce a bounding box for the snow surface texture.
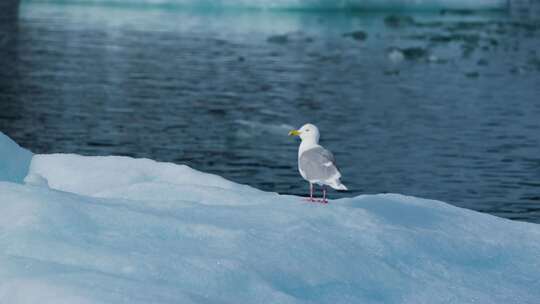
[1,131,540,304]
[27,0,506,10]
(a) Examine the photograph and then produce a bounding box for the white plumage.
[289,123,347,203]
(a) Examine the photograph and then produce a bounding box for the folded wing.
[299,146,341,183]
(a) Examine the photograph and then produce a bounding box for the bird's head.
[288,123,320,143]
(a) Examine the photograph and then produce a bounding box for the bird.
[289,123,347,203]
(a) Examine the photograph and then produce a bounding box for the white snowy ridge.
[0,131,539,304]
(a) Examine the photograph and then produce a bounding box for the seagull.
[289,123,347,203]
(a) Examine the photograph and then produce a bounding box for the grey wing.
[299,146,340,182]
[320,148,336,165]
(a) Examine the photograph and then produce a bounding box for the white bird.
[289,123,347,203]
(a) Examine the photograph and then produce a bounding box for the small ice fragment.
[388,48,405,63]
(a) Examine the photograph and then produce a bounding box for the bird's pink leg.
[316,186,328,204]
[304,183,315,202]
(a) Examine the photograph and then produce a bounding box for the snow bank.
[26,154,252,200]
[1,132,540,304]
[0,132,32,184]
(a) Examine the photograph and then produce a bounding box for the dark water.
[1,2,540,223]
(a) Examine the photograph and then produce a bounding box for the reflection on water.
[1,2,540,223]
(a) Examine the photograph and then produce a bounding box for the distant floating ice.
[388,48,406,63]
[26,0,507,10]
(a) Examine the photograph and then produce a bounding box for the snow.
[1,131,540,304]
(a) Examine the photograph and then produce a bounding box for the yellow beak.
[288,129,301,136]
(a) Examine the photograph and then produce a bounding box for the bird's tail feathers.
[330,180,348,191]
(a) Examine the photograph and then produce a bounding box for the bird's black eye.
[306,129,310,132]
